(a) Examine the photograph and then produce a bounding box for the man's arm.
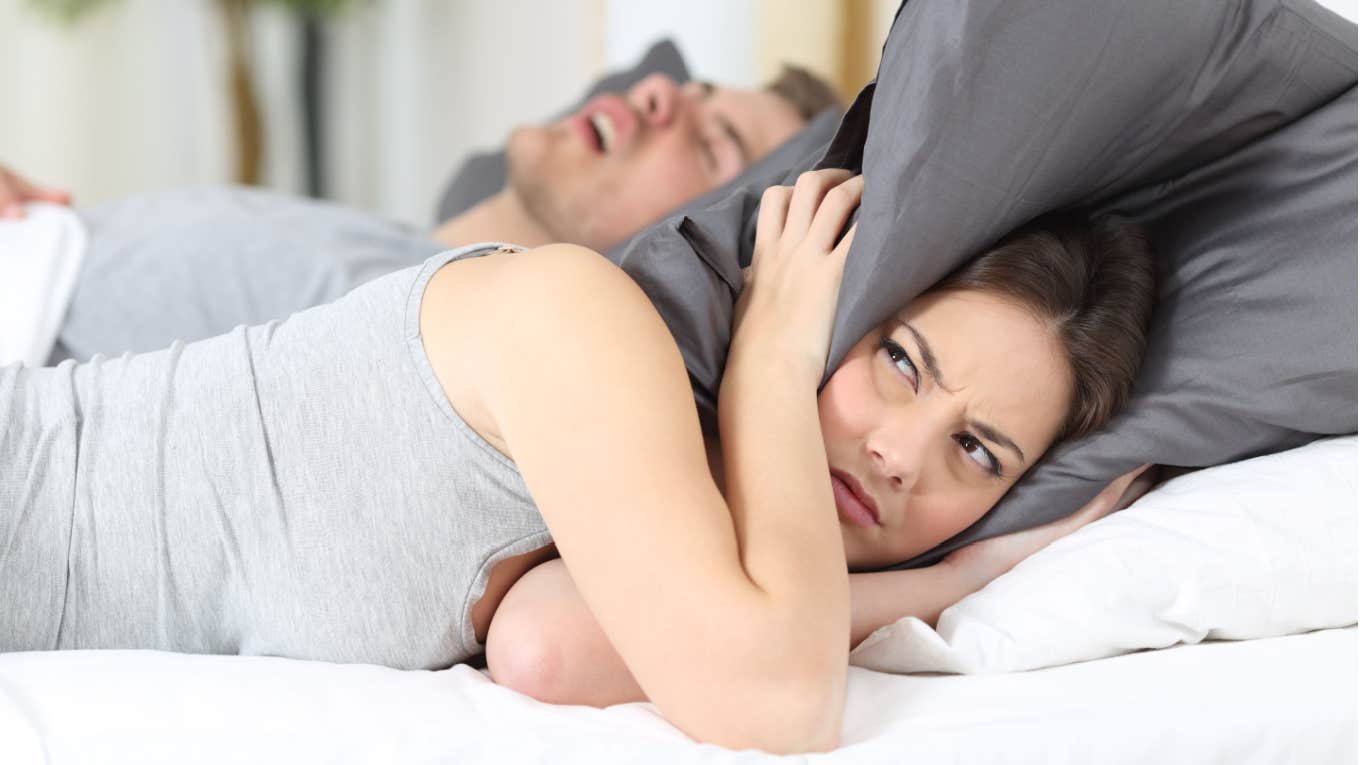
[0,164,70,218]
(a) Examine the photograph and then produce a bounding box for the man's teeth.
[590,112,615,152]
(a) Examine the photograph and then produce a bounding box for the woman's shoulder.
[426,243,653,321]
[418,243,683,457]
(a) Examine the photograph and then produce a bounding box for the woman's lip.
[831,470,881,528]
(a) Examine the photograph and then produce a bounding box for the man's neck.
[429,188,556,250]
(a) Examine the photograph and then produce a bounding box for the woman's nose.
[628,73,681,129]
[866,419,932,493]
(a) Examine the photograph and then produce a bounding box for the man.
[433,67,827,253]
[0,65,838,362]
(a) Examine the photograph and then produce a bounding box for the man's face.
[505,73,806,252]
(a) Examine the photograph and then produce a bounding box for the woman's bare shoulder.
[418,243,680,456]
[421,243,657,334]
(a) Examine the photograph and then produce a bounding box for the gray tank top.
[2,242,552,670]
[54,186,444,362]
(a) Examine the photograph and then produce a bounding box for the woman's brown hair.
[928,212,1158,441]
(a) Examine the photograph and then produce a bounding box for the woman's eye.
[878,337,918,391]
[956,434,1002,477]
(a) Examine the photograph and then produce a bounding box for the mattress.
[0,626,1352,763]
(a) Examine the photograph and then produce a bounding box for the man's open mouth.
[587,111,617,153]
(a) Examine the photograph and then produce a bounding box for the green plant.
[30,0,358,21]
[28,0,113,23]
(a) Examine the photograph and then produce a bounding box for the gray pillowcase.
[604,109,841,415]
[432,39,690,223]
[608,0,1357,569]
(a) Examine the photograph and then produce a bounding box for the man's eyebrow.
[695,81,751,166]
[715,113,751,166]
[897,317,1027,464]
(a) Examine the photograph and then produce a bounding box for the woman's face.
[818,289,1073,570]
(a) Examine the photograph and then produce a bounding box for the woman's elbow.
[483,562,576,703]
[485,612,567,703]
[484,557,647,707]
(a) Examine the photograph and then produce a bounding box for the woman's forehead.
[891,291,1072,443]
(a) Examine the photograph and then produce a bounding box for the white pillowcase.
[849,436,1358,675]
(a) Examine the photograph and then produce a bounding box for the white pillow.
[0,202,87,366]
[849,436,1358,674]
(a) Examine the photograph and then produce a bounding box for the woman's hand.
[939,464,1158,595]
[0,165,71,219]
[732,169,862,385]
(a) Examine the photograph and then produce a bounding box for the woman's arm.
[486,558,967,708]
[486,465,1158,708]
[421,177,860,753]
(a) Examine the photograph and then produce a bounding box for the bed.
[0,626,1352,764]
[1,436,1354,762]
[2,2,1354,758]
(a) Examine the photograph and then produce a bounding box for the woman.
[483,173,1161,712]
[0,170,1155,754]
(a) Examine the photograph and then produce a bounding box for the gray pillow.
[604,109,841,414]
[608,0,1357,569]
[432,39,689,223]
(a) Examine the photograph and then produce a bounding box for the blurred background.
[0,0,904,226]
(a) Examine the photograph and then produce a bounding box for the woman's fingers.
[753,185,792,267]
[782,168,853,241]
[1112,464,1159,512]
[1069,463,1155,529]
[806,175,863,254]
[1114,463,1154,497]
[830,221,858,264]
[749,169,860,287]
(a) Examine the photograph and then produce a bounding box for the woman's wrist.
[930,556,992,607]
[717,344,848,602]
[725,332,825,394]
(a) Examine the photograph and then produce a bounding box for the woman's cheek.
[938,493,997,539]
[819,346,883,444]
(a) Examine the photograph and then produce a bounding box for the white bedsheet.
[1,626,1352,764]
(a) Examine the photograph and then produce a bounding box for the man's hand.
[0,165,71,219]
[939,464,1157,595]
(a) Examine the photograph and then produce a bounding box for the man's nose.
[628,73,682,130]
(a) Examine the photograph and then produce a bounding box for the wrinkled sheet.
[0,627,1351,764]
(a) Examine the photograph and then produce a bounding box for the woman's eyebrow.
[900,320,948,390]
[898,318,1027,464]
[970,420,1026,464]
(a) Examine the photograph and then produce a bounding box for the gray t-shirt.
[4,243,552,669]
[54,186,444,362]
